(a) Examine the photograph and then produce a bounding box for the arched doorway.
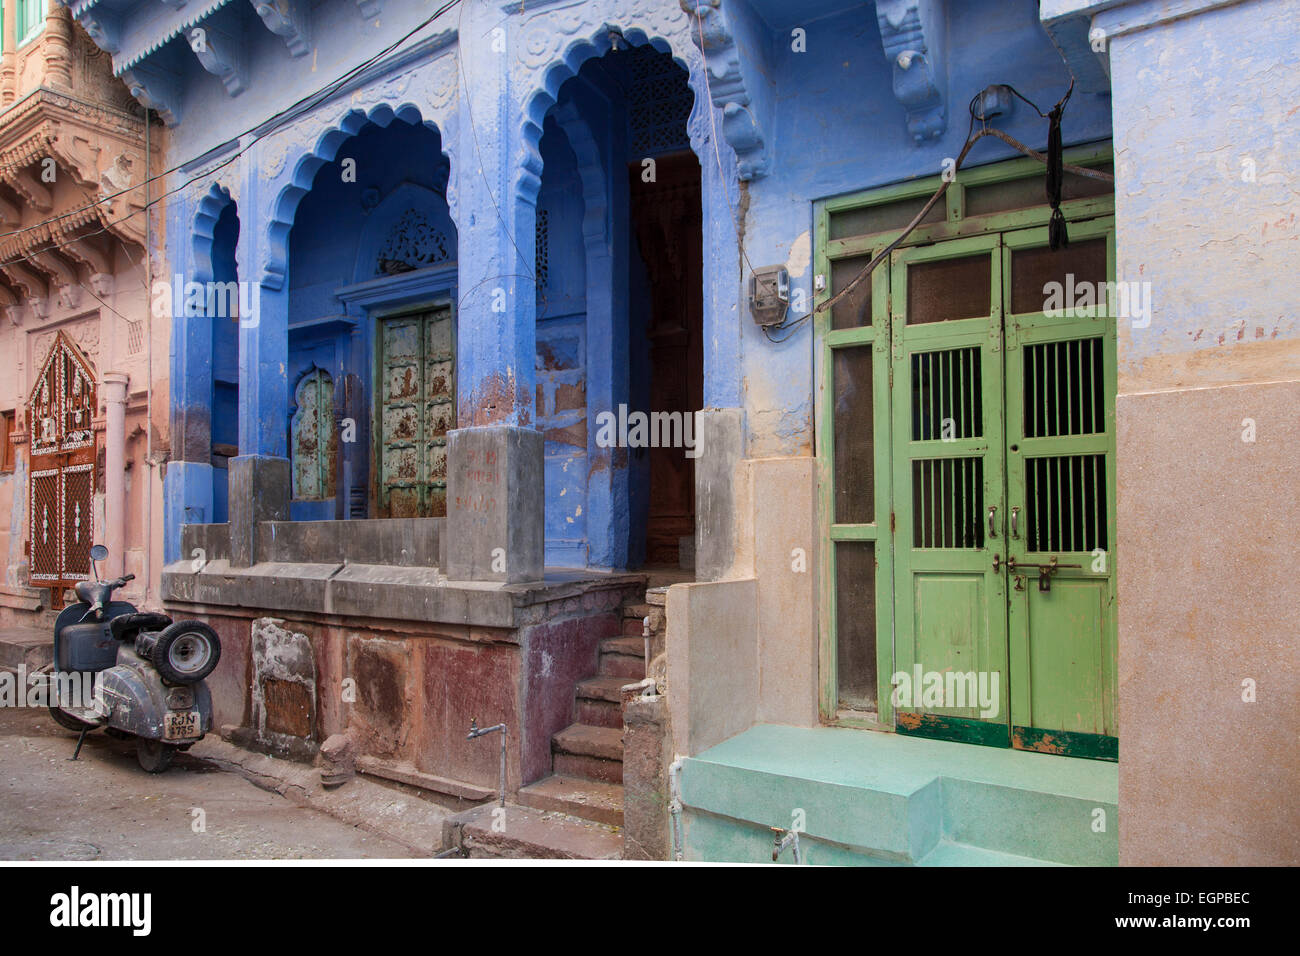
[285,116,457,521]
[535,40,702,572]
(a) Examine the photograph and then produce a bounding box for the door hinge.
[890,511,896,533]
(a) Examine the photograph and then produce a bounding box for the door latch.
[1007,555,1082,592]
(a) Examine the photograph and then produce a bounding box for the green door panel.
[890,235,1010,735]
[889,221,1118,760]
[1002,219,1118,756]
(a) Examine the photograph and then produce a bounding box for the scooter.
[47,544,222,773]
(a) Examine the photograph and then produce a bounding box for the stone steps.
[446,803,622,860]
[516,591,659,845]
[517,774,625,827]
[576,674,627,703]
[0,627,53,671]
[601,635,644,657]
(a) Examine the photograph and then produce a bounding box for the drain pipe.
[668,753,686,861]
[467,718,507,808]
[771,826,803,865]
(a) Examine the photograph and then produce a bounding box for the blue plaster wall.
[732,0,1115,457]
[124,0,1116,568]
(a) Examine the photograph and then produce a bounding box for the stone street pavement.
[0,703,441,861]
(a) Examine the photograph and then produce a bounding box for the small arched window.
[291,368,337,501]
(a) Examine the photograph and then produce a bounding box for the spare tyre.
[149,620,221,684]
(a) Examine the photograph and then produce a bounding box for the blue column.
[163,190,215,562]
[228,143,290,567]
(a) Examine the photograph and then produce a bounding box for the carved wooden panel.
[26,332,98,587]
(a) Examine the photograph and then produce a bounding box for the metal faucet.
[467,718,508,808]
[771,826,803,865]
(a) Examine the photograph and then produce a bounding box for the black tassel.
[1046,103,1068,250]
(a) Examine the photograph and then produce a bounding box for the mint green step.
[679,724,1117,866]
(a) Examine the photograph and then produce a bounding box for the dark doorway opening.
[629,151,703,570]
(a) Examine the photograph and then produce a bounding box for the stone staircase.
[516,599,651,830]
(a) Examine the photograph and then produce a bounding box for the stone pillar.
[43,4,74,91]
[228,142,291,569]
[164,190,218,562]
[1,0,15,104]
[101,372,129,579]
[455,6,536,431]
[694,408,744,581]
[442,8,544,583]
[445,426,543,584]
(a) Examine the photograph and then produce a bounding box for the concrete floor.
[0,705,424,861]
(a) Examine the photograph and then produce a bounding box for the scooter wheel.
[48,705,96,733]
[149,620,221,685]
[136,739,176,773]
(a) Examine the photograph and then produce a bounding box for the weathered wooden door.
[27,333,98,592]
[890,223,1117,758]
[376,306,454,518]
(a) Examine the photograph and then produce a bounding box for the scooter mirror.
[90,544,109,561]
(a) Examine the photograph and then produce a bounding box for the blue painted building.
[68,0,1300,864]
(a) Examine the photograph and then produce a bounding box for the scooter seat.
[109,612,173,642]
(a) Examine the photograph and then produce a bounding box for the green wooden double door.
[889,222,1117,759]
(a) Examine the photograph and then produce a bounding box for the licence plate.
[163,710,201,740]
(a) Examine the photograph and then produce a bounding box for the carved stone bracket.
[192,24,246,96]
[11,170,53,212]
[0,284,19,326]
[677,0,770,181]
[1,261,49,320]
[81,13,122,56]
[876,0,948,143]
[121,63,182,126]
[31,251,82,310]
[250,0,311,59]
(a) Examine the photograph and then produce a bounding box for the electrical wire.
[813,81,1109,320]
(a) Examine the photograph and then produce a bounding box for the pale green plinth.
[680,725,1118,866]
